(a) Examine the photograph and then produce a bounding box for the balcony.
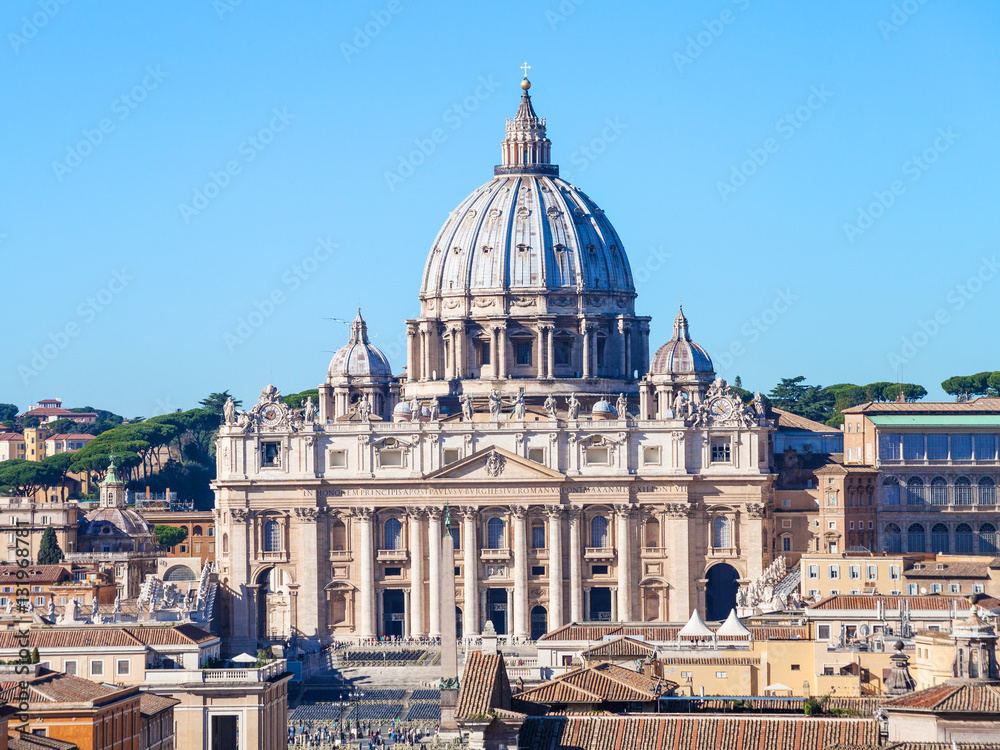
[144,659,287,685]
[480,548,512,562]
[584,547,616,561]
[641,546,665,557]
[64,550,148,563]
[258,551,288,563]
[330,550,353,562]
[376,549,408,562]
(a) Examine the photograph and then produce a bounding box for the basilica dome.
[650,307,714,376]
[419,84,634,313]
[327,310,392,382]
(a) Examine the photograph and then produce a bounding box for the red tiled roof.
[583,636,656,659]
[455,651,511,720]
[45,434,95,442]
[517,715,880,750]
[808,594,1000,611]
[9,734,79,750]
[842,398,1000,415]
[0,433,25,442]
[0,668,136,707]
[539,623,808,642]
[0,565,68,585]
[517,663,671,705]
[904,562,989,579]
[884,682,1000,713]
[0,624,216,650]
[772,408,841,434]
[138,692,180,716]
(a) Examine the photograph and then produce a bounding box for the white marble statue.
[544,394,557,419]
[303,396,316,423]
[429,396,440,421]
[511,391,525,421]
[223,396,236,425]
[460,394,474,421]
[616,393,628,420]
[488,389,503,420]
[357,393,372,422]
[567,393,580,420]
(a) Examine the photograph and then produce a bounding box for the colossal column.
[546,506,564,631]
[615,505,633,622]
[354,508,376,638]
[462,507,479,638]
[406,324,419,382]
[498,324,508,380]
[511,505,529,639]
[568,507,583,622]
[294,507,323,642]
[408,508,426,637]
[581,322,591,379]
[428,508,443,638]
[545,325,555,379]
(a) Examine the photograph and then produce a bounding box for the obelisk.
[439,503,460,732]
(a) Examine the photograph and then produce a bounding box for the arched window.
[332,520,347,551]
[193,526,203,537]
[979,523,997,555]
[955,523,974,554]
[929,477,948,505]
[955,476,973,505]
[222,533,229,554]
[264,520,281,552]
[931,523,949,554]
[882,476,900,506]
[712,516,731,549]
[907,523,926,553]
[883,523,902,554]
[332,595,347,624]
[590,516,609,547]
[384,518,402,550]
[644,518,660,548]
[978,477,995,506]
[486,517,505,550]
[905,477,924,506]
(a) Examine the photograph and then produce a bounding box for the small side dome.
[328,309,393,381]
[393,402,411,414]
[650,306,714,376]
[591,399,617,421]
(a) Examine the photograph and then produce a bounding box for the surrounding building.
[0,434,25,461]
[19,400,97,425]
[0,498,82,562]
[214,76,777,657]
[138,508,215,572]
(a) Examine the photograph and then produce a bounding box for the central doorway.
[589,587,612,621]
[382,589,405,637]
[486,588,508,635]
[705,563,739,621]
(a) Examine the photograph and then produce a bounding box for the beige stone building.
[213,77,777,656]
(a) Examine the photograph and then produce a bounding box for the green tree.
[30,647,39,664]
[43,418,97,436]
[0,459,64,498]
[942,372,1000,401]
[199,391,242,413]
[768,377,835,423]
[863,382,895,402]
[22,415,40,428]
[282,388,319,409]
[37,527,63,564]
[883,383,928,403]
[153,524,188,549]
[0,404,17,423]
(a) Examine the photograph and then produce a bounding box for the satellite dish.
[859,624,870,637]
[920,587,927,594]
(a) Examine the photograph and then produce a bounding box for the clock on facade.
[709,398,733,419]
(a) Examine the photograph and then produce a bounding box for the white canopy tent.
[678,609,717,649]
[716,609,753,641]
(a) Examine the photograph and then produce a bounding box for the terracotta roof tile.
[455,652,511,720]
[808,594,995,611]
[516,663,672,706]
[904,562,989,579]
[539,624,807,642]
[583,636,656,659]
[138,692,180,716]
[841,398,1000,414]
[9,734,79,750]
[884,682,1000,713]
[772,408,841,434]
[0,668,135,707]
[0,565,68,585]
[0,624,216,650]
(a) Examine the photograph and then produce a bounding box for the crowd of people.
[288,718,438,748]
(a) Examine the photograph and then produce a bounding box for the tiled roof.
[0,433,25,442]
[9,734,79,750]
[0,624,216,650]
[661,657,757,666]
[516,663,671,705]
[0,668,134,707]
[865,744,1000,750]
[667,697,882,714]
[517,715,880,750]
[539,623,808,642]
[808,594,998,611]
[772,408,841,434]
[455,651,511,720]
[841,398,1000,415]
[903,562,989,579]
[883,682,1000,713]
[0,565,68,585]
[45,434,95,442]
[583,636,656,659]
[138,692,180,716]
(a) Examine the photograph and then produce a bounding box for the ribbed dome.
[328,310,392,381]
[80,506,153,539]
[420,175,634,303]
[650,307,714,375]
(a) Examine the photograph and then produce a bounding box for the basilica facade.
[213,76,776,655]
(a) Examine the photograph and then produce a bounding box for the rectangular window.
[64,660,77,676]
[516,343,532,366]
[849,565,860,579]
[931,583,942,593]
[950,583,960,593]
[879,433,901,460]
[680,671,692,679]
[478,341,491,366]
[902,433,924,460]
[117,659,130,676]
[818,625,831,640]
[791,664,800,671]
[194,543,202,553]
[592,565,609,575]
[975,434,996,461]
[90,660,104,677]
[531,565,545,576]
[531,525,545,549]
[807,565,819,579]
[443,448,460,465]
[890,565,900,580]
[782,519,791,529]
[384,567,401,577]
[951,434,973,460]
[715,671,727,679]
[642,446,660,465]
[380,450,402,467]
[329,450,347,468]
[710,437,731,463]
[554,339,572,366]
[782,498,791,507]
[585,447,610,465]
[528,448,545,464]
[828,521,836,530]
[828,565,840,579]
[907,583,918,595]
[782,536,791,552]
[261,441,280,467]
[34,597,44,606]
[974,584,985,594]
[450,527,460,548]
[927,434,948,460]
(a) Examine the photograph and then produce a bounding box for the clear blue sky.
[2,1,998,417]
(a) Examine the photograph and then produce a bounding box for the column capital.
[567,506,584,522]
[613,503,633,519]
[543,505,563,519]
[458,505,479,521]
[509,504,528,520]
[427,507,444,522]
[406,323,419,337]
[230,508,250,523]
[351,507,375,522]
[406,506,428,520]
[663,503,692,518]
[293,507,322,523]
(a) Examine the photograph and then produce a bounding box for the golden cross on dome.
[520,61,531,79]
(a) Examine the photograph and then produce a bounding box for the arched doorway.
[530,606,548,640]
[255,567,292,642]
[705,563,739,621]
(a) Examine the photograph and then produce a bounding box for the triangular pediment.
[425,445,564,481]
